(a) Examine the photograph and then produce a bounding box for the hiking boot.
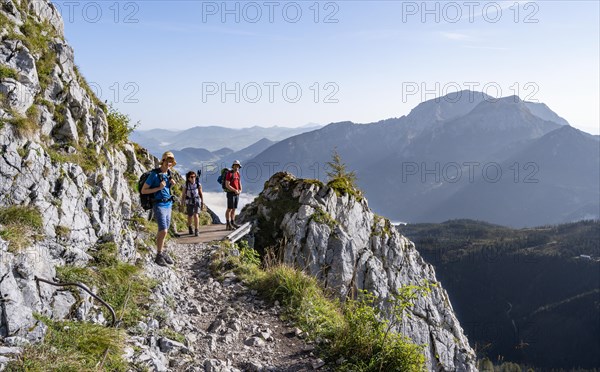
[231,222,240,229]
[162,252,174,265]
[226,222,232,231]
[188,226,193,235]
[155,253,168,267]
[173,232,181,238]
[194,228,199,237]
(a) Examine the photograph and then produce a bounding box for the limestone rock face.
[0,0,153,341]
[240,172,478,372]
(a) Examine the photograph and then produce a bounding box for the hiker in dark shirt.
[181,171,204,237]
[142,151,177,266]
[225,160,242,230]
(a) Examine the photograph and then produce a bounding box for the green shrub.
[333,288,428,371]
[107,105,138,146]
[238,240,261,266]
[210,245,428,371]
[0,205,44,252]
[5,315,127,371]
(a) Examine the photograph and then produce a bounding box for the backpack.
[217,168,230,192]
[138,168,171,210]
[185,178,202,206]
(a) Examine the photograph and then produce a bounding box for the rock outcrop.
[240,172,478,371]
[0,0,152,344]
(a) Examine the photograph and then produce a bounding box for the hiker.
[225,160,242,230]
[141,151,177,266]
[181,171,204,236]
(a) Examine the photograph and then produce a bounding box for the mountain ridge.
[245,92,597,227]
[132,124,322,153]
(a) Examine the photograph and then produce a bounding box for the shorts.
[186,204,199,216]
[153,205,172,231]
[227,192,239,209]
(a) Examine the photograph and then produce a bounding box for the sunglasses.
[189,175,196,178]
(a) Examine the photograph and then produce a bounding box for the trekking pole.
[34,276,117,327]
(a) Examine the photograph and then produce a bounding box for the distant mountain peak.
[496,95,522,103]
[406,90,492,126]
[540,124,586,142]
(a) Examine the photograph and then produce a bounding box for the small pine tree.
[325,149,362,200]
[326,149,356,183]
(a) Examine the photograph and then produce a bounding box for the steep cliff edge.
[240,172,478,371]
[0,0,153,341]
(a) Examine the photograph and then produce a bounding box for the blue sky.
[54,1,599,134]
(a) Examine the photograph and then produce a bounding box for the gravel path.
[127,241,329,372]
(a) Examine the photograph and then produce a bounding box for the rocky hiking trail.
[128,240,328,372]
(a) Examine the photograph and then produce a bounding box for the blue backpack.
[217,168,230,192]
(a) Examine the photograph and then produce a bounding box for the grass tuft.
[5,315,127,371]
[257,265,345,340]
[56,241,157,327]
[0,205,44,252]
[0,65,18,80]
[310,207,337,229]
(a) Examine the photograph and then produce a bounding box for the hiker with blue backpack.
[141,151,177,267]
[222,160,242,230]
[180,171,204,237]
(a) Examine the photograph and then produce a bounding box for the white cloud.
[462,45,509,51]
[440,31,472,41]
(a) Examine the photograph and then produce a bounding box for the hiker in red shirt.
[225,160,242,230]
